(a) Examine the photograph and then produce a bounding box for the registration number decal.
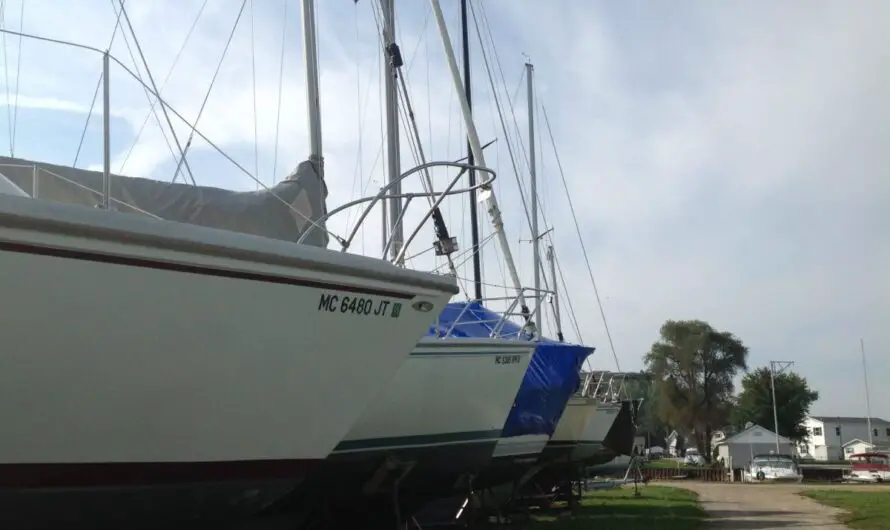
[495,354,522,365]
[317,293,402,318]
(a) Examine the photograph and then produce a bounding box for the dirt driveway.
[672,482,878,529]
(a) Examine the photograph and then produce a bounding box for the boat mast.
[460,0,483,301]
[428,0,530,318]
[300,0,324,180]
[381,186,388,254]
[547,244,564,342]
[526,61,541,332]
[102,51,112,209]
[381,0,404,264]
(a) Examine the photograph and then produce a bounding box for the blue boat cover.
[429,301,594,437]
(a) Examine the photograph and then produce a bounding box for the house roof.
[842,438,874,448]
[716,424,793,446]
[809,416,890,425]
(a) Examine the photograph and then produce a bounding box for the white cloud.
[2,0,888,417]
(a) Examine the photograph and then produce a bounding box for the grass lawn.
[528,486,706,529]
[802,489,890,529]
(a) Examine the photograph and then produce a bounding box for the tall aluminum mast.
[429,0,530,316]
[526,61,541,332]
[300,0,324,180]
[381,0,404,263]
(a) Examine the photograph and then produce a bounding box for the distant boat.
[742,454,802,483]
[843,452,890,483]
[286,326,536,521]
[572,401,622,463]
[440,302,593,492]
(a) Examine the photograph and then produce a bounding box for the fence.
[641,466,729,482]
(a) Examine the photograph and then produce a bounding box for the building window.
[835,426,841,436]
[874,428,879,437]
[886,427,890,437]
[845,447,854,453]
[813,427,823,436]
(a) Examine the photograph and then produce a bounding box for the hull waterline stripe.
[333,429,503,453]
[0,241,413,299]
[0,459,321,489]
[542,440,581,449]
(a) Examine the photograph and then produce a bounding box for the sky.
[1,0,887,419]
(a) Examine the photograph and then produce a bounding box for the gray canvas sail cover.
[0,170,29,197]
[0,156,329,248]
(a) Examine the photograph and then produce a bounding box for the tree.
[644,320,749,460]
[732,367,819,443]
[633,371,671,447]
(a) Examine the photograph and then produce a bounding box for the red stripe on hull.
[0,240,413,299]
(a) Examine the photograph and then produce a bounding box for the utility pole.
[769,360,795,454]
[861,338,873,445]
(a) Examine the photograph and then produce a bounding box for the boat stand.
[623,455,647,496]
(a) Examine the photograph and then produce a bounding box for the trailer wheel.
[756,471,765,481]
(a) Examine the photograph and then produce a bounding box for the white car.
[684,449,705,466]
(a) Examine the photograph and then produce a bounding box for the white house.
[801,416,890,461]
[666,430,683,457]
[714,424,795,469]
[842,438,876,459]
[665,430,726,458]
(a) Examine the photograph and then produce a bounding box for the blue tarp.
[428,301,594,438]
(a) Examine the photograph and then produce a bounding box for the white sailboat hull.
[551,398,594,443]
[491,434,550,460]
[306,338,536,512]
[334,338,536,455]
[571,402,621,462]
[0,196,457,525]
[539,397,593,463]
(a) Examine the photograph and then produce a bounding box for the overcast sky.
[2,0,887,419]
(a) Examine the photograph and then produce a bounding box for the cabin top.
[849,452,889,464]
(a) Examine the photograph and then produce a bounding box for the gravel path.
[672,482,870,529]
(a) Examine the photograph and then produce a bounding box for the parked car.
[684,448,705,466]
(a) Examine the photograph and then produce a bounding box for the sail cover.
[0,171,28,197]
[0,156,330,247]
[429,301,594,438]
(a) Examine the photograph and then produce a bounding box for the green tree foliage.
[644,320,748,460]
[633,371,671,446]
[732,367,819,443]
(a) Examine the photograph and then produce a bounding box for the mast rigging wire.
[74,1,128,168]
[542,103,621,372]
[9,0,22,155]
[471,1,615,370]
[170,0,248,185]
[116,0,196,185]
[116,0,209,176]
[271,0,288,184]
[249,0,259,189]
